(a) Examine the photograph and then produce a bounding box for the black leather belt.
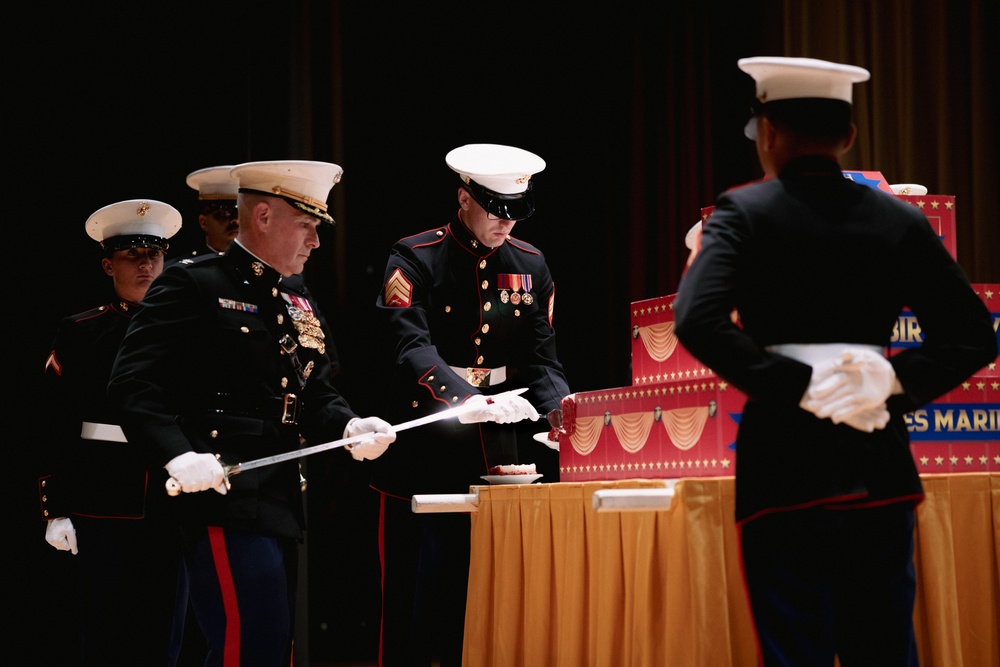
[211,392,302,425]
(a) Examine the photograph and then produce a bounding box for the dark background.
[8,2,997,664]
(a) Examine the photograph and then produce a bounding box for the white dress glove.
[45,517,78,554]
[165,451,228,495]
[800,347,900,431]
[343,417,396,461]
[458,394,540,424]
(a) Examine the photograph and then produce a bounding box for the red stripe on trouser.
[208,526,241,667]
[377,492,386,667]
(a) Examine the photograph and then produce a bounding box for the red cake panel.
[559,376,745,482]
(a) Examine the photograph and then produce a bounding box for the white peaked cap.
[86,199,182,249]
[446,144,545,195]
[186,165,239,200]
[738,57,870,104]
[230,160,343,223]
[889,183,928,195]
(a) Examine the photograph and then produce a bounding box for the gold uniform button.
[481,324,490,333]
[272,287,279,297]
[277,314,284,325]
[481,280,488,290]
[484,302,491,312]
[440,385,447,392]
[515,310,521,317]
[479,259,487,269]
[412,401,419,408]
[436,230,445,237]
[241,326,250,333]
[474,337,481,345]
[428,375,435,382]
[43,510,50,517]
[445,306,451,313]
[281,377,289,388]
[452,396,459,403]
[210,430,219,438]
[477,356,484,364]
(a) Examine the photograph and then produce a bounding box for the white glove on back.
[800,347,899,430]
[165,451,228,495]
[45,517,78,554]
[343,417,396,461]
[458,394,540,424]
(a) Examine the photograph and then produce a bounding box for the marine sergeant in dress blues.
[39,199,189,665]
[108,160,396,666]
[370,144,571,666]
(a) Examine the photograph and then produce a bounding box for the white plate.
[532,431,560,451]
[480,474,544,485]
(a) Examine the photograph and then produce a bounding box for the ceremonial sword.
[165,387,529,495]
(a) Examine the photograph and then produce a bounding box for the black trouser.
[74,516,186,666]
[377,491,471,667]
[739,502,919,667]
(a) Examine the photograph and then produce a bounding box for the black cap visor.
[103,234,169,254]
[463,179,535,221]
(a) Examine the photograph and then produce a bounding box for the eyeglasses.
[204,203,238,221]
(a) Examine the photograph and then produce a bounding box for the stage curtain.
[464,473,999,667]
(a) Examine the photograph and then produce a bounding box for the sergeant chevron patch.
[384,268,413,308]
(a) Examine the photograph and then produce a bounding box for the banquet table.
[458,473,1000,667]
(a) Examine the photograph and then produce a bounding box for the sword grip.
[164,461,233,496]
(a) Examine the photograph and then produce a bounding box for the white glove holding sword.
[343,416,396,461]
[165,451,229,495]
[458,393,540,424]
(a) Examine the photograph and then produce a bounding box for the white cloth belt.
[766,343,883,365]
[80,422,127,443]
[449,365,507,388]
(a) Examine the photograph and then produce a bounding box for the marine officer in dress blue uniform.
[109,160,397,667]
[370,144,571,666]
[675,57,997,666]
[39,199,189,665]
[176,165,240,261]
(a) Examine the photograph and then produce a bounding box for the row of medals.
[500,289,533,306]
[286,305,326,355]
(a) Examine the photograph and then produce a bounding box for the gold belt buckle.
[466,368,491,387]
[281,393,299,425]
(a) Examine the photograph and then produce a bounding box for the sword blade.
[227,386,530,475]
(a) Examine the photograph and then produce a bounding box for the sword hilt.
[165,458,235,496]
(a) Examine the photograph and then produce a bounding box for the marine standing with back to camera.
[39,200,189,665]
[108,160,397,666]
[369,143,570,666]
[674,57,997,666]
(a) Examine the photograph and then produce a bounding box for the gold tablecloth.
[463,474,1000,667]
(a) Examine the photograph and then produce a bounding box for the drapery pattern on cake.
[571,408,710,455]
[635,322,678,362]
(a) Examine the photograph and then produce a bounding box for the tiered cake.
[557,175,998,482]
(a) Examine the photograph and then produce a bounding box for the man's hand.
[458,394,540,424]
[343,417,396,461]
[165,451,228,495]
[45,517,78,554]
[800,347,899,430]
